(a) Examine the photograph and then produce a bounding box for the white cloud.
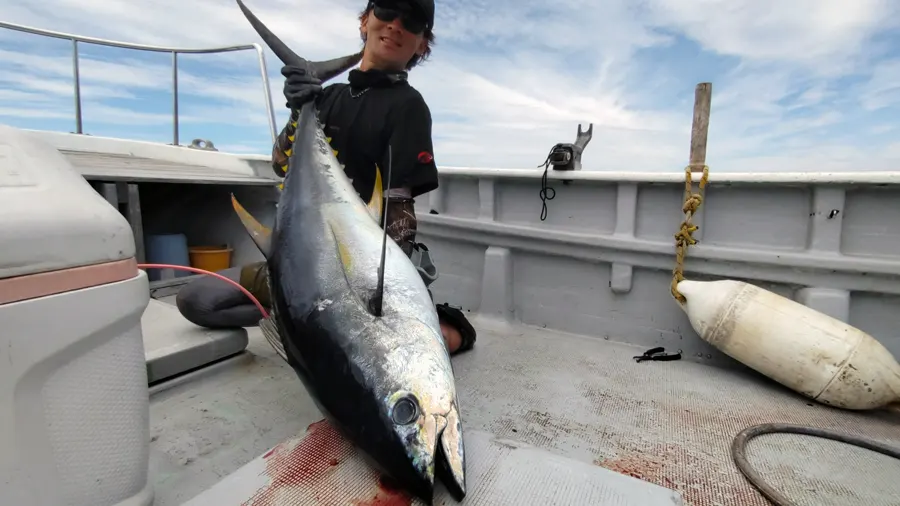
[644,0,898,70]
[1,0,899,170]
[860,59,900,111]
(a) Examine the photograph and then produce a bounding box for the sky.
[2,0,900,172]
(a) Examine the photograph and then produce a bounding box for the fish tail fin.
[236,0,362,82]
[230,193,272,258]
[368,147,393,317]
[259,313,287,362]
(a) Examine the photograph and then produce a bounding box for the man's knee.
[175,262,267,329]
[175,278,224,328]
[238,261,272,308]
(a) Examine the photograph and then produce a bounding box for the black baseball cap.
[371,0,434,31]
[409,0,434,30]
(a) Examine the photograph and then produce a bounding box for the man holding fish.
[222,0,470,501]
[176,0,476,358]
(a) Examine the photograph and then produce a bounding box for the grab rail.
[0,20,278,145]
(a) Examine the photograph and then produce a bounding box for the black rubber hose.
[731,423,900,506]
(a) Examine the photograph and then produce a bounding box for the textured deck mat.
[184,422,684,505]
[453,319,900,506]
[151,316,900,506]
[742,433,900,506]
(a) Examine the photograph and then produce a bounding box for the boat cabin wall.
[414,171,900,369]
[87,180,276,291]
[143,182,275,265]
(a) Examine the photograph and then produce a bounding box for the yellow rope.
[671,164,709,304]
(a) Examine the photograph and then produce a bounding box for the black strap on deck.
[633,346,682,363]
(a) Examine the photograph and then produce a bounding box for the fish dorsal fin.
[366,164,384,223]
[231,193,272,258]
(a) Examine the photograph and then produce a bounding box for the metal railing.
[0,20,278,145]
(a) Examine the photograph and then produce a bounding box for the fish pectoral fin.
[327,221,383,318]
[436,406,466,501]
[259,314,287,362]
[366,164,384,223]
[231,193,272,258]
[331,223,354,274]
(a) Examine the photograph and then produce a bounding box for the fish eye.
[391,395,419,425]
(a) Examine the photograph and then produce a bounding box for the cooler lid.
[0,125,135,279]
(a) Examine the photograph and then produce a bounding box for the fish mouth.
[435,404,466,501]
[403,403,466,503]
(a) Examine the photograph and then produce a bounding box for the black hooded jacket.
[271,67,439,255]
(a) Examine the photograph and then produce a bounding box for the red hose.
[137,263,269,318]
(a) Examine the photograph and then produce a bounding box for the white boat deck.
[147,306,900,506]
[4,122,896,506]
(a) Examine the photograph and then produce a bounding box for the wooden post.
[670,82,713,303]
[689,83,712,172]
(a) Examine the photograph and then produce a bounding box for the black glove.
[282,65,322,110]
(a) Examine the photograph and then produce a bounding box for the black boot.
[435,303,477,354]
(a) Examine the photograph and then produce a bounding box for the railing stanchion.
[0,20,277,146]
[72,39,83,134]
[172,51,179,146]
[254,44,278,144]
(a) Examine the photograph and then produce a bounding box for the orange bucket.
[188,245,233,273]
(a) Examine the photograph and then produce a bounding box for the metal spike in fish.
[231,1,466,503]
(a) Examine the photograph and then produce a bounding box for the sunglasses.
[370,2,428,35]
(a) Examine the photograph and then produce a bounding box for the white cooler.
[0,125,153,506]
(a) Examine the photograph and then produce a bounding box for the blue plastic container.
[145,233,191,281]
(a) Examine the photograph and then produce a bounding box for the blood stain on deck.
[241,419,411,506]
[355,477,412,506]
[594,442,765,506]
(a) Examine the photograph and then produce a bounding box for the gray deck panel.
[147,316,900,506]
[142,299,249,384]
[148,328,313,506]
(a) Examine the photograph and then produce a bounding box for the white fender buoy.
[677,279,900,410]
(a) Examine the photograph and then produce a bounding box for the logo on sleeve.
[417,151,434,164]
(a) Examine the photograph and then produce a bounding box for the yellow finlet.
[366,164,384,223]
[230,193,272,257]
